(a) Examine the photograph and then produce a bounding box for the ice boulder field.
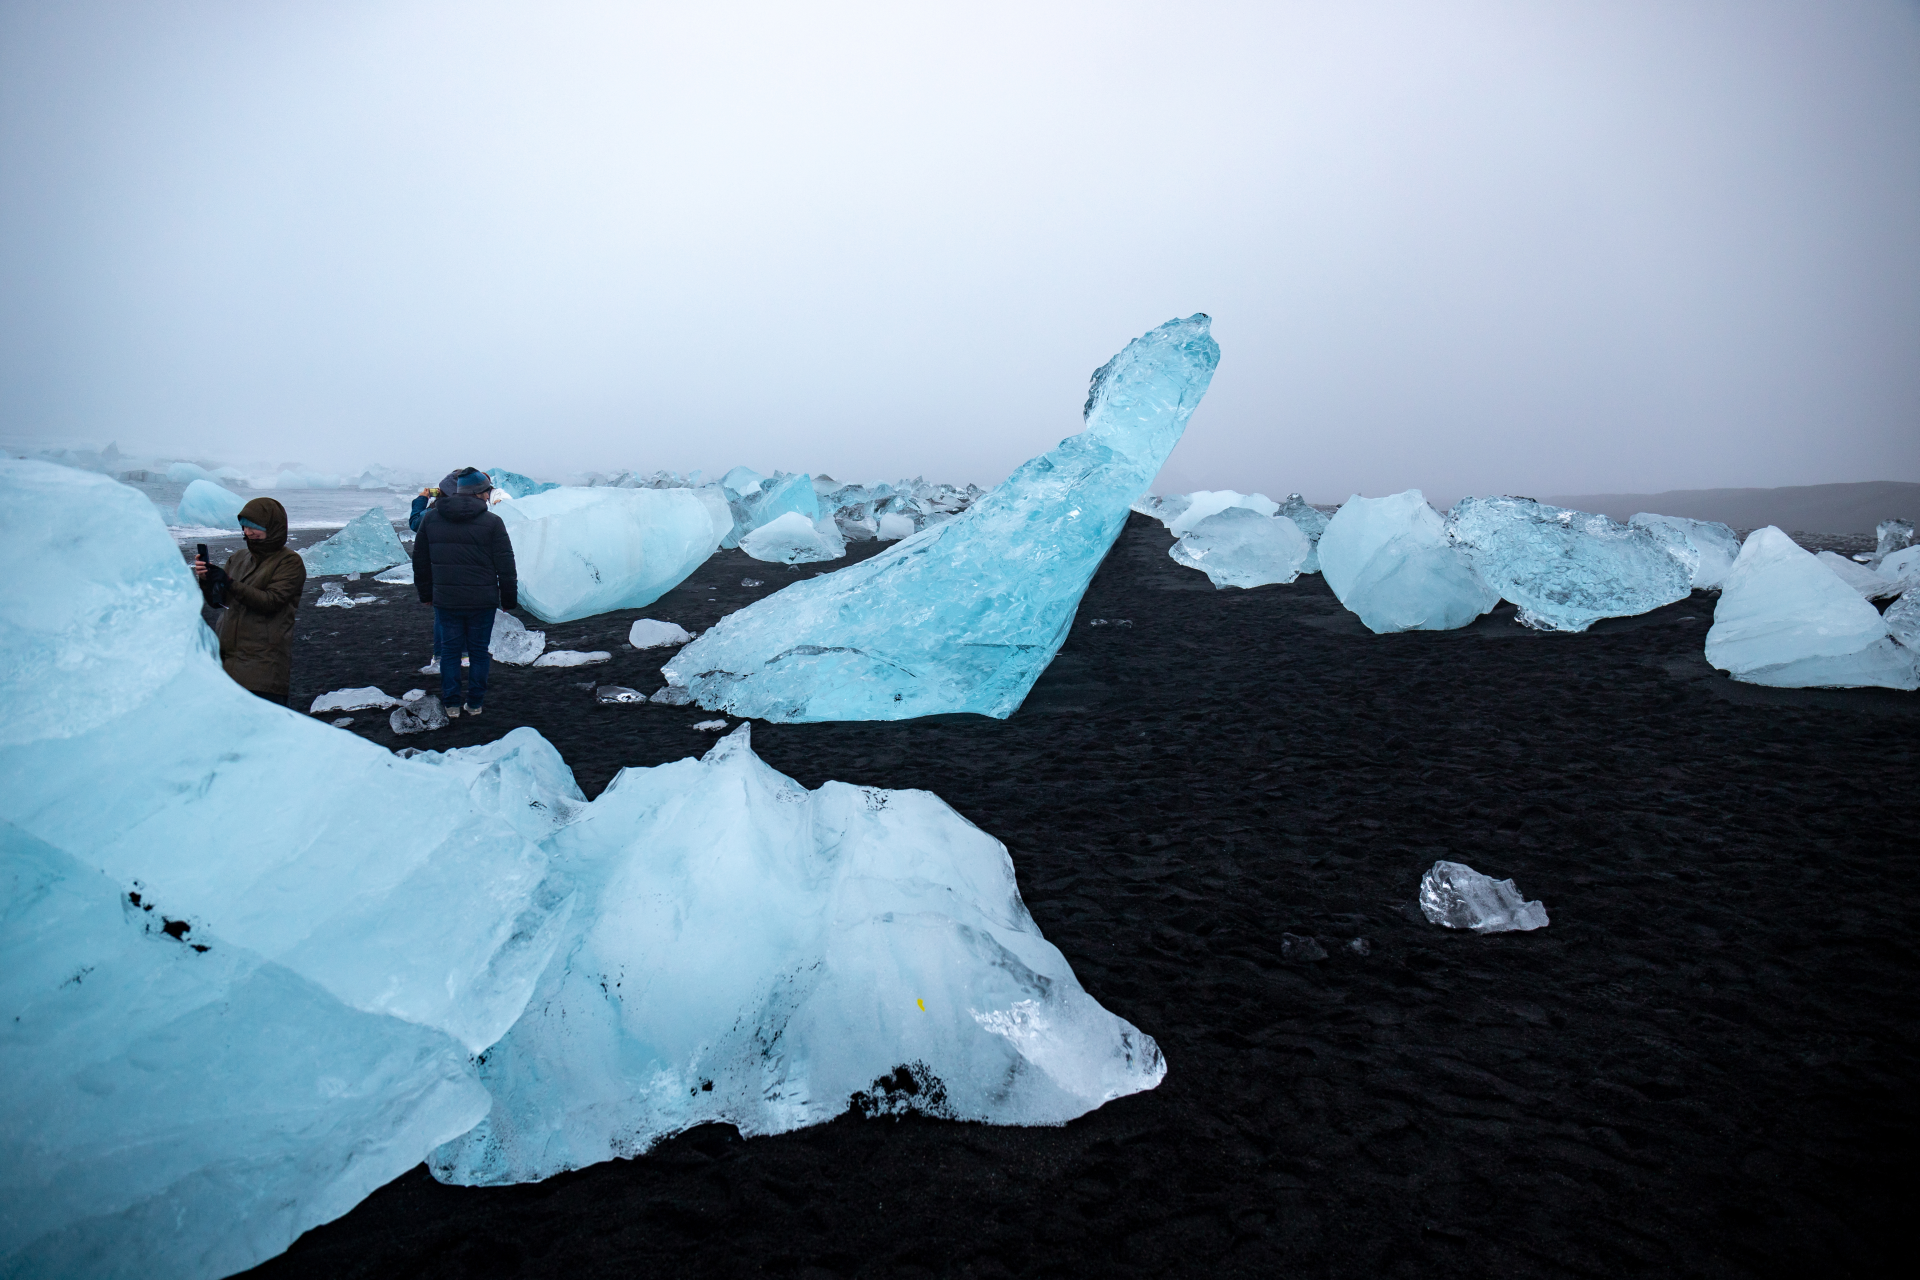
[3,322,1917,1277]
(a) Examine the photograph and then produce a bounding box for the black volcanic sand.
[236,514,1917,1279]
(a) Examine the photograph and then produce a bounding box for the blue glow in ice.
[1318,490,1497,633]
[488,469,561,500]
[300,508,408,576]
[498,486,731,623]
[1448,496,1691,632]
[174,478,244,528]
[662,315,1220,720]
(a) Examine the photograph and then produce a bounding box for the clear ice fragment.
[1317,490,1498,633]
[531,650,611,668]
[1418,861,1549,932]
[1161,490,1277,537]
[1448,497,1690,631]
[390,693,451,733]
[300,508,409,577]
[876,512,916,540]
[331,716,354,726]
[1168,507,1310,589]
[1276,493,1328,573]
[628,619,694,649]
[1886,591,1920,652]
[738,511,847,564]
[691,719,729,731]
[1705,527,1916,689]
[595,686,646,704]
[309,687,401,714]
[1629,512,1741,590]
[488,610,546,666]
[375,563,414,585]
[649,685,693,705]
[661,316,1219,721]
[316,582,377,608]
[1877,518,1915,559]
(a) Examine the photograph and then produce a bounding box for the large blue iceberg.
[173,478,245,529]
[498,486,732,623]
[1447,496,1692,632]
[0,459,1165,1277]
[662,315,1221,720]
[1318,490,1497,633]
[300,507,409,576]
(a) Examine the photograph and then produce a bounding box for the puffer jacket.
[414,492,518,612]
[217,497,306,697]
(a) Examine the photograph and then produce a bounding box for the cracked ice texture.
[1317,490,1497,633]
[0,460,572,1278]
[300,507,408,576]
[174,478,244,528]
[1419,861,1549,933]
[429,724,1166,1187]
[662,315,1220,720]
[497,486,732,624]
[1447,497,1691,632]
[1629,512,1740,591]
[1705,526,1917,690]
[1168,507,1310,589]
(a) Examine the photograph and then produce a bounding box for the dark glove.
[199,562,229,608]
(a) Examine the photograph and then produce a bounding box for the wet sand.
[242,513,1915,1278]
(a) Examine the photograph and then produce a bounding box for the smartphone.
[196,542,208,564]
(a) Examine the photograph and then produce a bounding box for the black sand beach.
[239,513,1916,1278]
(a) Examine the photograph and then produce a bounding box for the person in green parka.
[193,496,306,704]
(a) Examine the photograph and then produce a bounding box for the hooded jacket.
[216,497,306,698]
[414,491,518,613]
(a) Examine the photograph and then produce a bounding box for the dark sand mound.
[242,514,1915,1278]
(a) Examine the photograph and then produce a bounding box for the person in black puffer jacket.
[413,468,518,716]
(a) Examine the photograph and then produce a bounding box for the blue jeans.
[434,608,496,707]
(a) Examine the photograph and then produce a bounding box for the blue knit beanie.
[455,469,492,494]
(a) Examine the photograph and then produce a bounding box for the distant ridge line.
[1539,480,1920,536]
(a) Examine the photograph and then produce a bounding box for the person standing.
[413,468,518,717]
[192,497,306,704]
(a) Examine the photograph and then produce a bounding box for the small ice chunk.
[1816,551,1903,600]
[1318,490,1498,633]
[532,650,612,668]
[876,512,916,541]
[1346,937,1372,957]
[315,582,377,608]
[1418,861,1549,933]
[1168,507,1310,588]
[1879,545,1920,590]
[1877,518,1915,559]
[649,685,692,705]
[389,694,450,734]
[419,658,439,675]
[741,578,764,587]
[739,511,847,564]
[489,610,547,666]
[331,716,354,727]
[1086,618,1132,628]
[309,687,401,714]
[628,619,693,649]
[403,688,426,700]
[1276,493,1329,573]
[596,686,646,704]
[300,508,408,577]
[374,563,414,585]
[691,719,729,731]
[1706,527,1917,689]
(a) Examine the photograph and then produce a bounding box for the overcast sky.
[2,0,1916,502]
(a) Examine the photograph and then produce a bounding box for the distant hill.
[1540,481,1920,535]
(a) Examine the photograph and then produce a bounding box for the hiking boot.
[464,705,484,717]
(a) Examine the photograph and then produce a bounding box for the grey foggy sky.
[2,0,1917,503]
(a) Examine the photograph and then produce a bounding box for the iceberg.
[1447,497,1690,632]
[628,619,693,649]
[428,723,1165,1187]
[164,461,214,484]
[1168,507,1311,589]
[1418,861,1549,933]
[497,486,731,624]
[300,508,408,576]
[488,610,546,666]
[1629,512,1740,590]
[661,315,1220,720]
[309,687,401,714]
[1878,518,1915,560]
[1816,551,1904,600]
[739,510,847,564]
[487,469,562,500]
[1704,527,1917,690]
[0,459,572,1278]
[1162,489,1278,537]
[1317,490,1498,634]
[1276,493,1328,573]
[174,478,245,529]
